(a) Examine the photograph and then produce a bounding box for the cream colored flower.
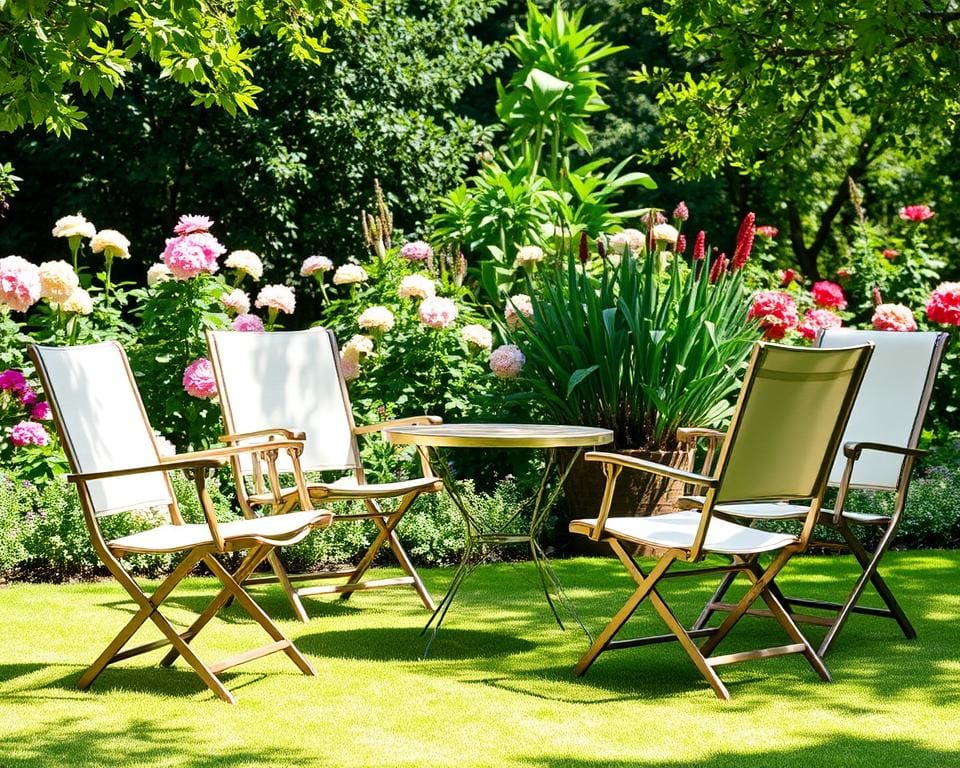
[39,260,80,303]
[221,289,251,315]
[358,305,395,332]
[333,264,369,285]
[90,229,131,260]
[147,263,172,287]
[52,214,96,239]
[398,274,436,300]
[340,346,361,381]
[344,334,374,357]
[225,249,263,281]
[505,294,534,330]
[652,223,679,245]
[62,287,93,315]
[461,323,493,350]
[515,245,544,267]
[609,228,645,255]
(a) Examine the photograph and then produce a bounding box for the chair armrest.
[585,451,718,488]
[353,415,443,435]
[68,457,226,483]
[219,428,306,444]
[676,427,725,443]
[842,441,926,461]
[170,439,306,464]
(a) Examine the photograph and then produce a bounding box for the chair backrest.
[206,328,360,474]
[713,342,873,505]
[30,342,173,516]
[818,329,947,490]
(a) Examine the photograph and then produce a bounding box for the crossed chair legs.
[575,539,829,701]
[240,491,435,623]
[83,545,315,705]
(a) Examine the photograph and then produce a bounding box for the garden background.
[1,0,960,581]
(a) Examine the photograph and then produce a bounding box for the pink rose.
[747,290,799,341]
[0,255,42,313]
[173,214,215,235]
[873,303,917,332]
[926,282,960,326]
[10,420,49,447]
[811,280,847,310]
[899,205,934,223]
[798,309,842,341]
[182,357,218,399]
[161,233,225,280]
[232,314,265,332]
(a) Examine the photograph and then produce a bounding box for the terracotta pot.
[561,446,694,556]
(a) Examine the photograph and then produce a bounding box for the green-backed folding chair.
[689,329,947,655]
[31,341,331,703]
[569,341,873,700]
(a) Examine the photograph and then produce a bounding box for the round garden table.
[384,423,614,655]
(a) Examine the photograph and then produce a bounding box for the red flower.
[882,249,899,261]
[748,290,799,340]
[872,286,883,307]
[731,212,756,270]
[926,282,960,325]
[596,237,606,260]
[899,204,935,223]
[836,268,851,279]
[756,225,779,238]
[708,253,729,284]
[676,234,686,255]
[692,231,706,261]
[873,304,917,332]
[798,308,842,341]
[780,268,800,287]
[578,231,589,265]
[672,201,689,221]
[812,280,847,310]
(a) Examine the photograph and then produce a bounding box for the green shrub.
[0,475,32,575]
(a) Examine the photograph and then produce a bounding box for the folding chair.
[691,329,947,656]
[30,341,332,704]
[206,328,442,622]
[569,342,873,700]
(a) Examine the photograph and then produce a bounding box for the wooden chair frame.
[31,342,332,703]
[570,342,873,700]
[690,330,947,656]
[207,329,443,622]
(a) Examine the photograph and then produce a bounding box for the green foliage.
[0,0,370,136]
[505,247,759,450]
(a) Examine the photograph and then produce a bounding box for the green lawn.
[2,551,959,767]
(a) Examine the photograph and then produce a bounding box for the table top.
[383,423,614,449]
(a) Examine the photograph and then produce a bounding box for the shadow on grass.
[296,626,535,661]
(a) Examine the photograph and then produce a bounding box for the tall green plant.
[507,251,759,450]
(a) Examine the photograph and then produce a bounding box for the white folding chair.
[206,328,442,622]
[31,341,331,703]
[691,329,947,655]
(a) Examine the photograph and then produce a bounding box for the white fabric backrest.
[32,342,172,515]
[208,329,357,473]
[820,329,942,489]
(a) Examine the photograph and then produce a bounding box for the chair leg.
[385,526,436,611]
[691,569,737,631]
[267,549,311,623]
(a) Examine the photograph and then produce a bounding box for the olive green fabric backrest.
[715,343,873,504]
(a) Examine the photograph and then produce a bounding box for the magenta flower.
[19,386,38,407]
[489,345,525,379]
[0,255,42,313]
[400,241,433,262]
[419,296,459,329]
[30,401,51,420]
[173,214,215,235]
[811,280,847,310]
[232,313,265,332]
[0,369,26,392]
[748,290,799,340]
[182,357,218,399]
[10,420,49,447]
[873,304,917,332]
[692,231,706,261]
[798,308,842,341]
[926,282,960,326]
[708,253,729,283]
[731,212,755,271]
[161,233,225,280]
[672,201,689,222]
[899,205,935,223]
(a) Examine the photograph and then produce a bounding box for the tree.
[633,0,960,275]
[0,0,370,136]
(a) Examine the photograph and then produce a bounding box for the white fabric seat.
[683,496,892,525]
[572,510,797,555]
[247,476,442,507]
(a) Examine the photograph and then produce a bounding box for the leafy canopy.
[0,0,370,136]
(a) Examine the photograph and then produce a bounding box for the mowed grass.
[2,551,960,767]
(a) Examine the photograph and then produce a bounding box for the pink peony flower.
[400,241,433,262]
[419,296,459,329]
[811,280,847,310]
[19,386,37,407]
[182,358,218,399]
[461,324,493,350]
[505,294,534,330]
[899,205,934,223]
[756,225,779,238]
[0,255,42,312]
[31,401,51,420]
[161,233,225,280]
[926,282,960,326]
[882,249,899,261]
[221,289,250,315]
[489,344,525,378]
[173,214,215,235]
[10,420,49,447]
[232,313,265,332]
[340,348,361,382]
[0,369,26,391]
[873,303,917,332]
[798,308,842,341]
[358,305,396,332]
[300,255,333,276]
[748,290,799,341]
[255,284,296,315]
